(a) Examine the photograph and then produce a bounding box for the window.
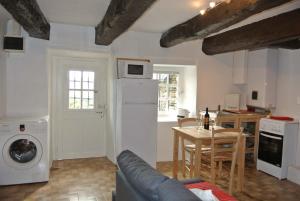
[68,70,95,110]
[153,72,179,113]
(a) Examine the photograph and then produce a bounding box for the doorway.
[49,50,108,160]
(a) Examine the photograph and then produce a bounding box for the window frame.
[67,70,96,111]
[153,70,180,116]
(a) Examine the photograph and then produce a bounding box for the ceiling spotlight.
[209,1,216,8]
[200,9,206,15]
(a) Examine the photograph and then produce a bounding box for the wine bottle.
[204,107,210,130]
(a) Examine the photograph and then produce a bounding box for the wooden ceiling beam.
[95,0,156,45]
[0,0,50,40]
[160,0,293,48]
[202,9,300,55]
[269,39,300,49]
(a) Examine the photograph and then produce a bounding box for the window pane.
[88,99,94,109]
[154,71,179,113]
[159,74,168,84]
[69,90,75,98]
[69,71,75,81]
[83,71,94,82]
[168,100,177,111]
[74,98,81,109]
[82,99,88,109]
[83,81,89,90]
[75,91,81,99]
[69,91,81,109]
[74,71,81,81]
[69,81,75,89]
[74,81,81,89]
[88,82,94,90]
[159,86,168,99]
[169,74,178,85]
[89,91,94,99]
[68,70,95,110]
[153,73,159,80]
[82,91,88,99]
[159,101,168,112]
[169,87,177,99]
[69,98,75,109]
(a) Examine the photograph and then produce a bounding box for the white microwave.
[117,58,153,79]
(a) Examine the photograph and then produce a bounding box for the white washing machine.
[0,116,49,185]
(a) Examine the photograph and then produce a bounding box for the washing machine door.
[3,135,43,169]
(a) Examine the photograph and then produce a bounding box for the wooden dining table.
[172,126,246,192]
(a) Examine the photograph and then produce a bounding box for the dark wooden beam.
[160,0,293,48]
[202,9,300,55]
[270,39,300,49]
[0,0,50,40]
[95,0,156,45]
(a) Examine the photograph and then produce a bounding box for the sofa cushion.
[117,150,169,201]
[158,179,202,201]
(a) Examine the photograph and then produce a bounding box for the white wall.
[0,20,7,118]
[276,49,300,166]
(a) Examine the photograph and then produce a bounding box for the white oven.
[257,118,299,179]
[117,58,153,79]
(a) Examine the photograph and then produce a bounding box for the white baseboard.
[287,166,300,185]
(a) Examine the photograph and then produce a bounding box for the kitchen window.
[68,70,95,110]
[153,72,179,114]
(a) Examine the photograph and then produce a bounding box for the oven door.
[258,131,283,167]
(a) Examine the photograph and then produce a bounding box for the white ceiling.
[0,6,10,22]
[37,0,111,27]
[36,0,209,33]
[1,0,300,34]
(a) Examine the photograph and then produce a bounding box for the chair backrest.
[211,128,242,195]
[177,117,197,127]
[215,116,239,129]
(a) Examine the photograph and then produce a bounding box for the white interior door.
[54,57,107,159]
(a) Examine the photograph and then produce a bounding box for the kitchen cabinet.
[233,50,248,85]
[247,49,278,109]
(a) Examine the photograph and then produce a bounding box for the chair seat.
[184,144,211,153]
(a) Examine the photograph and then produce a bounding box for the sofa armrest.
[180,178,203,185]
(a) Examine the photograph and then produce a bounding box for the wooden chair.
[210,128,242,195]
[215,116,239,129]
[178,118,211,178]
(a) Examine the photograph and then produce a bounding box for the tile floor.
[0,157,300,201]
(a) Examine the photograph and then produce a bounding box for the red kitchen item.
[270,116,294,121]
[185,182,237,201]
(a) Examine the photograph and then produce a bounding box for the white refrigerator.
[116,78,158,167]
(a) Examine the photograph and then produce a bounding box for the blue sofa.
[112,150,203,201]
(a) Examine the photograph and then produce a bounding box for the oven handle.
[260,133,282,140]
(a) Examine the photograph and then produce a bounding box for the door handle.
[96,111,104,118]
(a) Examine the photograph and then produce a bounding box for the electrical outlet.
[297,97,300,105]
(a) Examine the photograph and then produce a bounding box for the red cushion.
[185,182,237,201]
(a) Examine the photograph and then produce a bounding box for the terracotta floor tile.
[1,157,300,201]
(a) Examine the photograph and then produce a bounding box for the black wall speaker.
[3,36,24,51]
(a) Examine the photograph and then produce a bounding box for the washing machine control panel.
[0,124,10,133]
